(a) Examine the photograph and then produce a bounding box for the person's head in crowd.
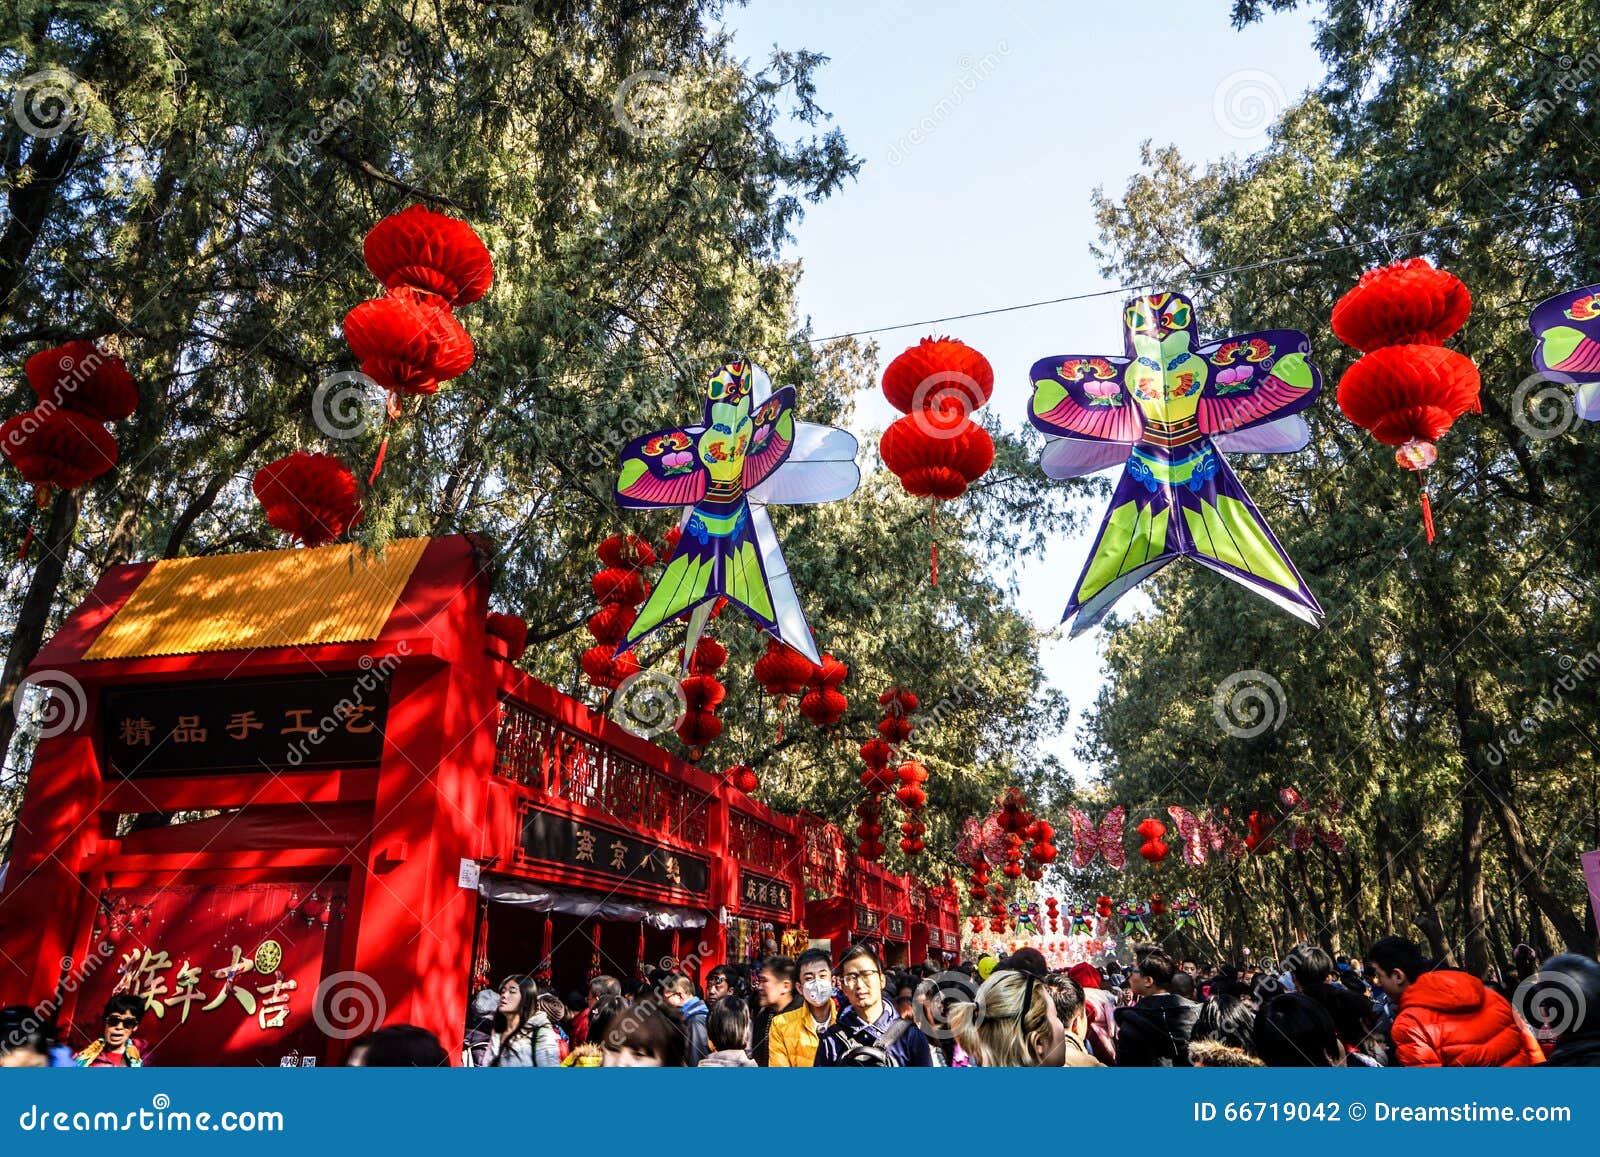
[345,1024,449,1067]
[1193,994,1256,1052]
[912,976,950,1038]
[1254,993,1343,1067]
[837,943,889,1020]
[706,995,751,1054]
[1287,944,1335,992]
[468,987,499,1025]
[1527,954,1600,1058]
[99,994,145,1053]
[588,994,625,1045]
[1512,943,1540,981]
[755,955,797,1011]
[997,947,1049,978]
[1315,982,1378,1058]
[1042,973,1089,1044]
[949,968,1065,1067]
[0,1006,50,1068]
[1169,970,1196,1001]
[601,998,688,1067]
[794,948,835,1012]
[1368,936,1435,1000]
[704,964,742,1003]
[1128,946,1177,997]
[1181,959,1199,976]
[496,974,539,1034]
[587,975,622,1010]
[536,992,569,1028]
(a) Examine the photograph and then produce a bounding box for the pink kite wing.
[1195,329,1322,437]
[740,385,797,491]
[1065,808,1097,869]
[616,425,708,510]
[1027,353,1142,444]
[1098,805,1128,870]
[1167,805,1206,867]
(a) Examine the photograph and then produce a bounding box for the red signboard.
[70,882,350,1066]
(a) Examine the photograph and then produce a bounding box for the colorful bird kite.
[1028,292,1324,634]
[1530,282,1600,423]
[615,360,859,666]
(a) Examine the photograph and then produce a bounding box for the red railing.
[798,815,847,897]
[729,809,797,871]
[494,697,710,846]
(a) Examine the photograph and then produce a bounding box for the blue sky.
[722,1,1326,779]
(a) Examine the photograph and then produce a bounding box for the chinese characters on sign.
[854,904,876,934]
[111,939,298,1031]
[737,870,793,917]
[886,915,907,940]
[518,806,710,898]
[105,675,391,776]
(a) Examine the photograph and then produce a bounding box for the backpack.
[835,1016,915,1067]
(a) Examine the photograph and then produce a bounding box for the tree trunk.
[1458,798,1492,977]
[0,490,81,772]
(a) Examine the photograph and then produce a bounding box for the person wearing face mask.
[767,948,838,1067]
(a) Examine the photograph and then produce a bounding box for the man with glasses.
[768,948,837,1067]
[815,943,934,1066]
[74,995,147,1067]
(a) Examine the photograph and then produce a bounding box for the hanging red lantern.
[1149,893,1168,917]
[363,203,494,307]
[1136,817,1169,867]
[685,636,727,675]
[896,761,929,787]
[858,737,894,769]
[675,708,722,754]
[799,653,848,728]
[592,567,647,607]
[586,603,637,645]
[878,686,920,716]
[1029,841,1058,864]
[581,645,640,690]
[597,534,657,571]
[343,288,475,398]
[877,715,914,743]
[899,837,925,855]
[252,451,360,547]
[1,408,118,505]
[679,674,725,712]
[901,819,926,837]
[859,839,885,862]
[1095,895,1113,919]
[25,341,138,422]
[895,784,927,809]
[1023,864,1043,881]
[1332,258,1479,543]
[753,637,814,697]
[725,764,759,794]
[882,336,995,415]
[1002,861,1022,879]
[856,798,882,820]
[859,766,897,793]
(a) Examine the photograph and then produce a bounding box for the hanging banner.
[67,881,349,1066]
[1583,849,1600,939]
[517,804,710,900]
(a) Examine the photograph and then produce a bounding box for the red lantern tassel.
[1419,477,1435,544]
[367,433,389,486]
[929,499,938,586]
[16,523,35,561]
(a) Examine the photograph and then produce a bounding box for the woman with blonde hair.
[947,968,1066,1067]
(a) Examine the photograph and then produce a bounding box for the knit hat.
[1068,963,1102,991]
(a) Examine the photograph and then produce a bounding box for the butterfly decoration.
[1167,805,1248,865]
[1172,894,1201,930]
[1276,786,1347,854]
[1066,805,1127,870]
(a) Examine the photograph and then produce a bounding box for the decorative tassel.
[367,433,389,486]
[930,499,938,586]
[1419,482,1435,544]
[16,523,35,561]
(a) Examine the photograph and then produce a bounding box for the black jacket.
[751,995,802,1066]
[1544,1033,1600,1066]
[1114,993,1200,1067]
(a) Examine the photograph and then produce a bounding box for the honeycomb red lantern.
[858,737,894,769]
[895,784,927,810]
[592,567,647,607]
[1029,842,1058,864]
[25,341,138,422]
[896,761,929,787]
[878,409,995,501]
[859,839,885,862]
[753,638,813,697]
[1002,862,1022,880]
[1332,258,1479,542]
[251,451,360,547]
[856,822,883,840]
[1149,894,1167,917]
[878,715,914,744]
[1,408,118,503]
[675,708,722,753]
[363,203,494,307]
[882,336,995,416]
[859,766,897,793]
[725,765,759,794]
[969,884,988,901]
[1095,895,1113,918]
[685,636,727,676]
[800,687,847,728]
[343,288,475,397]
[810,653,849,689]
[679,674,725,712]
[1136,818,1169,867]
[901,819,926,837]
[586,603,637,645]
[1023,864,1043,881]
[878,686,919,716]
[899,837,925,855]
[581,645,640,690]
[597,534,657,571]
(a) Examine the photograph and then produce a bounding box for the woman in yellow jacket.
[768,948,838,1066]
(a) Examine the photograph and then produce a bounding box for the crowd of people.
[4,935,1597,1068]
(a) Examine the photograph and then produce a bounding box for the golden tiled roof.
[83,538,429,659]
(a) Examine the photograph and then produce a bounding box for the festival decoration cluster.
[1028,292,1324,634]
[954,788,1058,931]
[1064,789,1344,872]
[581,534,656,690]
[252,205,493,546]
[3,341,139,551]
[856,685,918,862]
[1332,258,1480,542]
[877,337,996,583]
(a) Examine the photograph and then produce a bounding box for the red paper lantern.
[597,534,657,570]
[592,567,647,607]
[25,341,138,422]
[1029,842,1058,864]
[901,819,927,837]
[878,686,919,715]
[363,204,494,307]
[343,288,475,397]
[726,765,759,794]
[1149,894,1167,917]
[1,408,118,501]
[858,737,894,769]
[581,645,640,689]
[1136,818,1169,867]
[878,410,995,500]
[897,761,929,787]
[1095,895,1113,918]
[685,636,727,675]
[899,837,925,855]
[859,766,897,793]
[878,715,914,743]
[859,839,885,861]
[810,653,849,689]
[675,707,722,751]
[679,674,725,712]
[251,451,360,547]
[753,638,813,697]
[799,687,847,728]
[895,784,927,809]
[586,603,637,644]
[1002,861,1022,879]
[969,884,988,901]
[1023,864,1043,881]
[1331,258,1471,352]
[882,336,995,415]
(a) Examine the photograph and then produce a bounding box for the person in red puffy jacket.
[1370,936,1543,1067]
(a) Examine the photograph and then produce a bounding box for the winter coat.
[678,996,709,1065]
[1544,1033,1600,1067]
[767,1001,836,1067]
[1391,971,1544,1067]
[698,1048,758,1067]
[488,1012,562,1067]
[1114,993,1200,1067]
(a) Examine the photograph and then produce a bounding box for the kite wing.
[741,386,798,491]
[1530,283,1600,421]
[748,421,861,505]
[1039,437,1132,480]
[1027,354,1142,444]
[1195,330,1321,438]
[616,425,707,509]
